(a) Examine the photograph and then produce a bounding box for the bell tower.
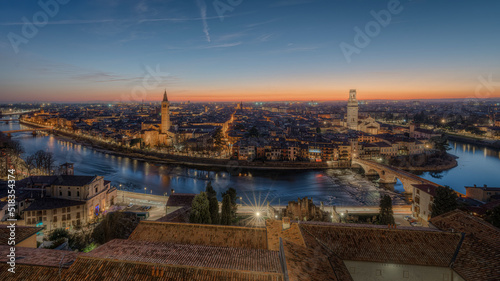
[161,89,171,134]
[346,89,358,130]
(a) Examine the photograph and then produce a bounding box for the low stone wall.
[116,190,169,207]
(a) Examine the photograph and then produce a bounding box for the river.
[2,117,499,205]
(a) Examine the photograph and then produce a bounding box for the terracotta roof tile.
[129,221,268,250]
[23,197,86,212]
[0,246,79,268]
[166,193,196,207]
[0,264,65,281]
[0,226,42,245]
[430,210,500,281]
[298,223,461,267]
[156,206,190,223]
[63,257,285,281]
[282,240,345,281]
[266,219,306,251]
[84,239,282,273]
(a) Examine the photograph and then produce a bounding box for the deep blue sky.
[0,0,499,102]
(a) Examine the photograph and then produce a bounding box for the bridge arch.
[352,159,442,194]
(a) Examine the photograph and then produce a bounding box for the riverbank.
[389,152,458,172]
[446,133,500,150]
[19,120,331,171]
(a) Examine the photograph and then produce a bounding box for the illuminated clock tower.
[347,89,358,130]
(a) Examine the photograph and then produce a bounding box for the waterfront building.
[21,175,117,231]
[411,184,436,222]
[465,184,500,202]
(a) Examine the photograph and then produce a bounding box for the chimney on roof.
[484,184,487,188]
[282,217,291,230]
[474,184,476,187]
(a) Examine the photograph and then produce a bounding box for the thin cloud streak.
[0,15,229,26]
[165,41,242,50]
[196,0,211,42]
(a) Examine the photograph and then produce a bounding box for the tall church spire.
[163,89,168,102]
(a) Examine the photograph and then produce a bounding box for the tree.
[209,196,220,225]
[69,231,92,252]
[431,186,458,218]
[487,205,500,228]
[378,195,395,225]
[92,212,140,245]
[189,192,211,224]
[222,187,238,219]
[49,228,69,241]
[220,194,232,225]
[26,150,56,175]
[430,135,450,155]
[205,181,216,199]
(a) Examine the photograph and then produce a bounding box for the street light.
[144,187,147,194]
[256,212,260,217]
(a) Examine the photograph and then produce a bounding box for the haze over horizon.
[1,0,499,102]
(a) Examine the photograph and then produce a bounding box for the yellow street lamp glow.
[256,212,260,217]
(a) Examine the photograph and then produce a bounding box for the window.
[43,210,47,215]
[62,215,66,221]
[53,209,57,215]
[77,191,80,197]
[59,191,62,196]
[95,187,98,193]
[68,191,71,196]
[76,212,80,219]
[53,216,57,222]
[67,214,71,220]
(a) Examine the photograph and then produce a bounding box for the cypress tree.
[209,196,220,225]
[220,194,232,225]
[378,195,395,225]
[189,192,211,224]
[205,181,216,199]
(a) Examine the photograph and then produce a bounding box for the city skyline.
[1,0,499,102]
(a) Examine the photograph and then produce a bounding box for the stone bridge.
[0,119,19,124]
[1,128,52,137]
[352,158,442,194]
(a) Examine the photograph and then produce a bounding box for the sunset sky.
[0,0,499,102]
